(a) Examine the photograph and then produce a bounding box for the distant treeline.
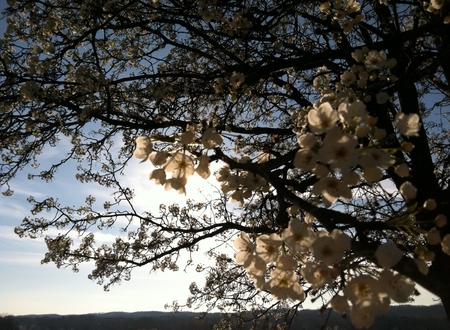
[2,305,448,330]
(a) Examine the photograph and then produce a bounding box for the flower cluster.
[214,71,251,102]
[228,66,431,327]
[132,125,223,194]
[291,98,420,207]
[422,0,450,23]
[318,0,364,32]
[233,220,353,301]
[234,226,419,329]
[341,271,415,328]
[216,163,268,207]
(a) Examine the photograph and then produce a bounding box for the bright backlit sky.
[0,142,226,315]
[0,2,441,318]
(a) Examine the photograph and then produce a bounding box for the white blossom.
[297,132,317,149]
[318,128,360,173]
[350,302,377,329]
[441,234,450,256]
[133,136,153,160]
[233,232,255,268]
[307,102,339,135]
[395,112,421,136]
[330,294,349,313]
[149,169,166,185]
[338,99,368,127]
[201,128,223,149]
[293,149,317,171]
[435,214,447,228]
[195,154,211,179]
[266,268,305,301]
[281,219,315,253]
[364,50,387,70]
[149,151,168,166]
[380,270,415,303]
[426,227,441,245]
[166,152,194,174]
[300,261,332,288]
[312,177,352,207]
[374,242,403,268]
[256,234,282,263]
[399,181,417,201]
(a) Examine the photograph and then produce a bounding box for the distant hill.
[3,305,448,330]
